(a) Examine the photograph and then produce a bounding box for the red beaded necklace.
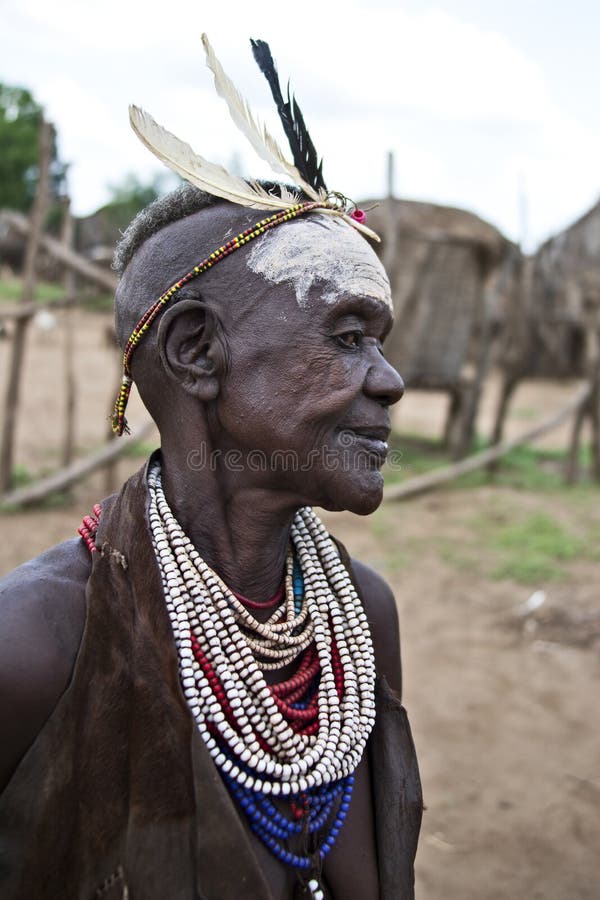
[79,505,344,741]
[231,584,284,610]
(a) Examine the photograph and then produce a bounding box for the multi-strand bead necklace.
[147,460,376,897]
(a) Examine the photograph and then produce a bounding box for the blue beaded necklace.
[225,772,354,866]
[222,562,356,898]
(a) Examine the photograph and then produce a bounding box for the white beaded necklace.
[147,459,376,795]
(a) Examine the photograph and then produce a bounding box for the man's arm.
[350,558,402,699]
[0,539,90,793]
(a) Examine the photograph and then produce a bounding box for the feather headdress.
[249,38,326,196]
[113,36,380,436]
[128,35,379,241]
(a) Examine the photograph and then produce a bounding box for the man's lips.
[337,426,391,462]
[342,425,391,443]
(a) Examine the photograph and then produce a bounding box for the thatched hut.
[491,198,600,445]
[363,198,516,456]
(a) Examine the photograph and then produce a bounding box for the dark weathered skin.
[0,206,405,900]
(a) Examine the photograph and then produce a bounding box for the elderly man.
[1,31,424,894]
[0,185,422,899]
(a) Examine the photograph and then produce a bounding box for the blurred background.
[1,2,599,898]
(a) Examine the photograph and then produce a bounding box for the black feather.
[250,38,327,193]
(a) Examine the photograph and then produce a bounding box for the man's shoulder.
[0,538,91,792]
[348,557,402,698]
[349,557,398,622]
[0,537,91,629]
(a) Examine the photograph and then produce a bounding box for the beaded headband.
[113,201,328,435]
[113,35,379,435]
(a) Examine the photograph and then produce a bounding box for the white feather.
[201,34,320,202]
[341,213,381,242]
[278,183,301,204]
[129,105,293,211]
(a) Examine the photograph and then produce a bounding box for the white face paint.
[246,215,393,311]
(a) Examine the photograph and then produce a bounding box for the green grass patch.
[428,508,593,585]
[0,464,73,513]
[383,433,593,492]
[488,512,583,583]
[383,436,600,583]
[37,490,73,509]
[0,278,65,304]
[459,444,567,491]
[10,464,34,488]
[438,537,485,574]
[0,278,113,312]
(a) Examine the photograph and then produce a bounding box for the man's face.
[209,216,404,515]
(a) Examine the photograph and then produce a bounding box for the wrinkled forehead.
[246,215,393,311]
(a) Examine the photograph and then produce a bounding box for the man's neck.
[159,445,296,605]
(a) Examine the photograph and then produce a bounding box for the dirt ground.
[1,311,599,899]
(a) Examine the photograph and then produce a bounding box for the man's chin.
[320,470,385,516]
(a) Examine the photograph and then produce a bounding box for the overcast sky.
[2,0,599,251]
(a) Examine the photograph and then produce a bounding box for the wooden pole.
[486,372,520,474]
[104,340,124,495]
[587,345,600,479]
[586,319,600,481]
[0,296,74,320]
[386,150,395,200]
[384,383,591,503]
[382,151,397,277]
[0,120,54,492]
[0,421,154,509]
[565,396,587,483]
[61,200,77,466]
[0,210,117,293]
[568,300,600,482]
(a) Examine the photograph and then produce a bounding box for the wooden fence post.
[382,150,397,277]
[103,340,123,495]
[0,210,117,293]
[0,119,54,491]
[61,200,77,466]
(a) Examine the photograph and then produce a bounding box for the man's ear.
[157,299,226,402]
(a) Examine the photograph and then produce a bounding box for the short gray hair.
[112,183,217,274]
[112,180,299,275]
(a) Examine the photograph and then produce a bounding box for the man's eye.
[336,331,362,349]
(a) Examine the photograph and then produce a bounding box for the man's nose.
[364,352,405,407]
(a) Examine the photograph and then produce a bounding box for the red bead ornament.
[78,502,102,553]
[350,209,367,225]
